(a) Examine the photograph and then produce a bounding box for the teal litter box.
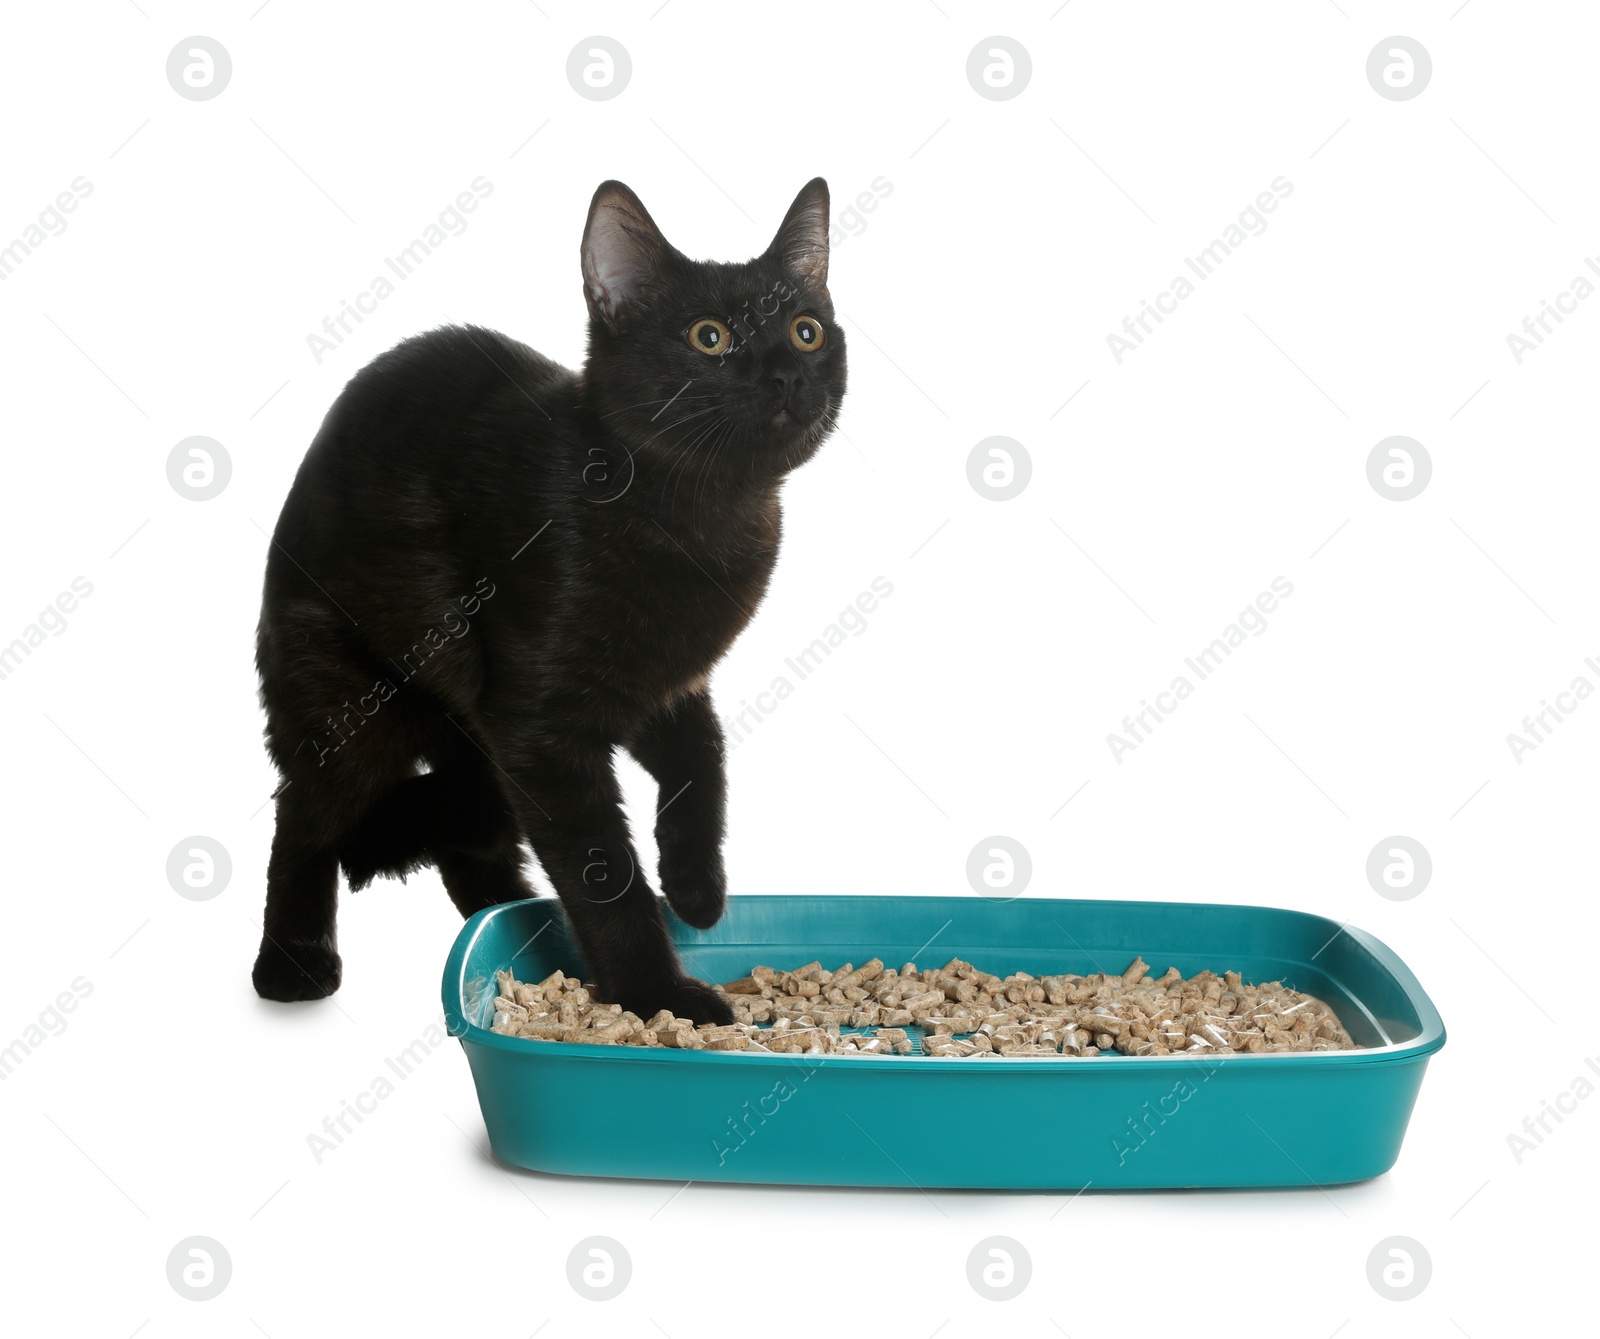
[442,895,1445,1190]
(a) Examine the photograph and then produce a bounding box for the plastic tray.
[442,895,1445,1190]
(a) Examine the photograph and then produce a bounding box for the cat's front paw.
[618,975,734,1027]
[662,977,736,1026]
[658,850,727,930]
[252,936,342,1001]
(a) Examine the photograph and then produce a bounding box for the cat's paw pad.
[252,936,343,1001]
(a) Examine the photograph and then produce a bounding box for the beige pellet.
[923,1035,979,1058]
[655,1021,705,1049]
[490,956,1360,1059]
[834,958,883,992]
[898,989,946,1012]
[873,1027,914,1055]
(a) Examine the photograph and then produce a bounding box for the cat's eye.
[686,318,732,355]
[789,315,825,353]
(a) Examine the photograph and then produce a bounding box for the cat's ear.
[581,181,674,332]
[766,177,830,294]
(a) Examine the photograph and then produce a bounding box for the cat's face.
[580,179,846,485]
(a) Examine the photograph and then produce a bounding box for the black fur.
[251,179,845,1023]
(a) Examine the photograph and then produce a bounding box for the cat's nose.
[768,368,800,404]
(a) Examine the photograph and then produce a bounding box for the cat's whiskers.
[663,413,730,511]
[598,392,718,421]
[628,403,723,458]
[641,405,724,505]
[694,420,737,513]
[682,419,729,514]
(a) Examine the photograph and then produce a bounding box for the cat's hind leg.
[252,605,422,1000]
[421,725,534,917]
[252,777,349,1001]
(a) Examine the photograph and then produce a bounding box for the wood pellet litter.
[487,956,1360,1057]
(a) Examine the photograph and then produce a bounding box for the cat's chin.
[766,400,832,443]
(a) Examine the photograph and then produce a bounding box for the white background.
[1,1,1592,1333]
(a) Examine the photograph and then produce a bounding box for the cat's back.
[332,324,572,442]
[269,325,579,596]
[282,323,578,519]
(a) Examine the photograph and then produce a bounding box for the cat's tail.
[338,772,516,890]
[337,774,441,889]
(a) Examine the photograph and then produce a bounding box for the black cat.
[252,179,845,1024]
